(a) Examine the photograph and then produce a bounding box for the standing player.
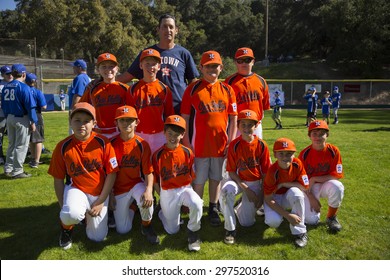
[128,48,174,153]
[331,86,342,124]
[80,53,131,139]
[110,105,159,244]
[299,120,345,233]
[263,138,310,247]
[2,64,37,179]
[68,59,91,134]
[303,86,318,127]
[48,102,118,250]
[152,115,203,251]
[224,47,270,139]
[117,14,199,114]
[0,65,13,165]
[25,73,47,168]
[219,110,271,244]
[319,91,332,124]
[272,90,283,129]
[181,50,237,226]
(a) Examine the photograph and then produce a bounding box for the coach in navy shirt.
[2,64,38,179]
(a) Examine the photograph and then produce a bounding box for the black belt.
[12,114,26,118]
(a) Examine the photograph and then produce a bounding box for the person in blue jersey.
[319,91,332,124]
[272,90,283,129]
[1,64,38,179]
[68,59,91,134]
[117,14,199,114]
[303,86,318,127]
[0,65,13,165]
[331,86,342,124]
[25,73,47,168]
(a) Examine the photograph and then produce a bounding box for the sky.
[0,0,17,11]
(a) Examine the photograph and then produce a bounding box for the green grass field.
[0,109,389,260]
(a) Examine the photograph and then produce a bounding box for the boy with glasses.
[225,47,270,139]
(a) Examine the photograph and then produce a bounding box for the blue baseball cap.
[309,86,316,91]
[26,73,37,84]
[333,86,339,91]
[72,59,87,69]
[1,65,12,74]
[11,64,27,75]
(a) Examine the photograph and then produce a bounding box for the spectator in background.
[117,14,199,114]
[2,64,37,179]
[25,73,47,168]
[0,65,13,165]
[59,89,66,111]
[68,59,91,134]
[303,86,318,127]
[331,86,342,124]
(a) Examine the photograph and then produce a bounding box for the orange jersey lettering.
[181,80,237,157]
[111,135,153,195]
[298,143,343,179]
[128,79,174,133]
[224,73,270,120]
[48,132,119,196]
[264,158,309,195]
[226,136,271,181]
[152,144,195,190]
[80,81,130,128]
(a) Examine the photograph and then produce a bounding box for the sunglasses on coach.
[236,58,253,64]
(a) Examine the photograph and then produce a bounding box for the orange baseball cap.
[235,47,255,59]
[237,109,259,122]
[200,50,222,65]
[165,115,186,130]
[140,48,161,63]
[308,120,329,132]
[96,53,118,66]
[273,138,297,152]
[115,105,138,119]
[71,102,96,120]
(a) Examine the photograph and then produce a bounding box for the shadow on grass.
[0,203,60,259]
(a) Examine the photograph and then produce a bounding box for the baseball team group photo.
[0,0,389,265]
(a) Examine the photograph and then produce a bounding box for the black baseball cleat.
[59,228,73,250]
[141,224,160,245]
[208,209,222,227]
[326,216,342,232]
[224,230,236,245]
[188,229,201,251]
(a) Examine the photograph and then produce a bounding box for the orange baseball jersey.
[152,144,196,190]
[110,134,154,196]
[180,79,238,157]
[226,135,271,181]
[224,73,270,121]
[79,81,131,128]
[128,79,174,133]
[298,143,344,179]
[47,132,119,196]
[263,158,309,195]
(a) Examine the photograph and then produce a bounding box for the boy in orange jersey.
[48,102,119,250]
[181,50,237,227]
[110,105,159,244]
[299,120,344,233]
[225,47,270,139]
[79,53,131,139]
[128,48,174,154]
[79,52,131,228]
[152,115,203,251]
[263,138,310,248]
[219,109,271,244]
